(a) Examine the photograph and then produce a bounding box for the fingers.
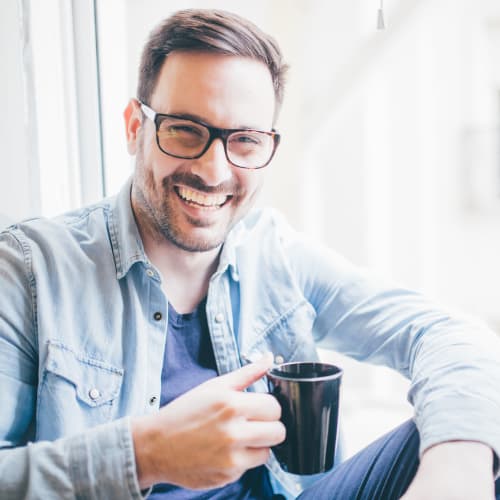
[215,354,274,391]
[235,420,286,448]
[238,447,272,470]
[230,391,281,421]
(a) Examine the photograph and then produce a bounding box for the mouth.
[174,185,233,209]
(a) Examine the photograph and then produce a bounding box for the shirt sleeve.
[0,230,145,499]
[0,418,145,499]
[286,232,500,464]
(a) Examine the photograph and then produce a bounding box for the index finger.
[215,354,274,391]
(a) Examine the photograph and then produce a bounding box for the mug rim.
[267,361,343,382]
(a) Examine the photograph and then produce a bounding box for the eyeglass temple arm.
[139,101,156,122]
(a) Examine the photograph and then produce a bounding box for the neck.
[134,210,221,314]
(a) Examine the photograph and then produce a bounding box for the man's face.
[127,51,276,252]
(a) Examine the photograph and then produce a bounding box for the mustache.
[163,171,241,195]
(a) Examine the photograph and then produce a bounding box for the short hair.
[137,9,288,122]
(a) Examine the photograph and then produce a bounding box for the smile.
[175,186,232,209]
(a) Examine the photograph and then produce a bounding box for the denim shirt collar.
[109,178,149,279]
[215,222,243,282]
[109,177,241,281]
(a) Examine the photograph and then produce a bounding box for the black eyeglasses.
[140,102,280,169]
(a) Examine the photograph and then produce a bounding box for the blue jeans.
[282,419,500,500]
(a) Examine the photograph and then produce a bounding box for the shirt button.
[153,312,162,321]
[149,396,158,406]
[214,313,224,323]
[89,388,101,400]
[274,355,285,365]
[146,269,155,278]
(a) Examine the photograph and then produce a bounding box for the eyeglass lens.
[157,116,275,168]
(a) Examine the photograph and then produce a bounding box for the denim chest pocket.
[37,342,124,440]
[242,300,319,365]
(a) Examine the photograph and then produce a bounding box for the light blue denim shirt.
[1,179,500,499]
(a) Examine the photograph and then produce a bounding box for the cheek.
[140,144,179,183]
[244,171,265,195]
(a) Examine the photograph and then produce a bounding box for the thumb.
[216,353,274,391]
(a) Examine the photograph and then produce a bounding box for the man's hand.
[131,356,285,490]
[400,441,495,499]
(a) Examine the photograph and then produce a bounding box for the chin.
[164,227,227,253]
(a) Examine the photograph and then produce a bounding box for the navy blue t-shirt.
[148,299,270,499]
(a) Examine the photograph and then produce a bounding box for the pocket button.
[88,388,101,401]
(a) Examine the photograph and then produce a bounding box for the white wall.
[1,1,41,222]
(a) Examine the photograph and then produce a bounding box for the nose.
[191,138,233,186]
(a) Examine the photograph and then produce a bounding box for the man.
[0,8,499,500]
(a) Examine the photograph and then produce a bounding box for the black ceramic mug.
[267,361,343,475]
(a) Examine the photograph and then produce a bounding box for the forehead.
[150,51,276,129]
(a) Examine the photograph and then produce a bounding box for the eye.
[230,132,262,145]
[166,124,203,137]
[238,135,259,144]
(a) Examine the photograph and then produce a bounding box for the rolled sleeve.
[407,318,500,466]
[0,418,145,499]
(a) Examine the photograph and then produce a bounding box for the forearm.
[0,418,143,500]
[421,440,493,476]
[402,440,496,499]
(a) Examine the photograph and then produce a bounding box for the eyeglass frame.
[139,101,281,169]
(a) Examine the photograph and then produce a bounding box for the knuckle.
[222,424,241,445]
[211,393,237,416]
[276,422,287,442]
[222,404,238,419]
[221,395,240,418]
[266,394,282,418]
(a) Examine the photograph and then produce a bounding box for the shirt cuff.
[66,417,146,499]
[416,399,500,479]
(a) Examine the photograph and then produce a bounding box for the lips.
[175,185,232,209]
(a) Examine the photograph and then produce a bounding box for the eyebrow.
[164,111,262,131]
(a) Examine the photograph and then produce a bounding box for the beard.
[131,143,259,253]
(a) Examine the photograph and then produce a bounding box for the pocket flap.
[44,342,123,407]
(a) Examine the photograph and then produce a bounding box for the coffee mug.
[267,361,343,475]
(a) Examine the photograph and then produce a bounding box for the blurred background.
[2,0,500,458]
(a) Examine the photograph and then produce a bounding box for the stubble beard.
[132,147,254,253]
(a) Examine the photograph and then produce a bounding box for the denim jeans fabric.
[296,420,500,500]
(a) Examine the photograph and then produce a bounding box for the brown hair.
[137,9,288,122]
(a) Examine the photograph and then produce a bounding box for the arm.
[401,441,495,500]
[0,419,143,499]
[0,231,143,499]
[285,232,500,488]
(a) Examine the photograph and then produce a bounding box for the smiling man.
[1,9,500,500]
[126,50,276,314]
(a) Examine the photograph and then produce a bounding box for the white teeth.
[177,186,228,207]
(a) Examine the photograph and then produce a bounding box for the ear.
[124,98,143,155]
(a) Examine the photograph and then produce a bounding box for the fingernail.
[240,352,274,366]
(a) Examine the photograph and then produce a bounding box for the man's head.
[125,9,287,253]
[137,9,288,124]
